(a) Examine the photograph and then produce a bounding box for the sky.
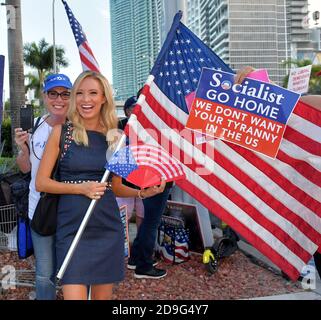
[1,0,321,101]
[0,0,112,101]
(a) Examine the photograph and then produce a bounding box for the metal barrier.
[0,204,17,251]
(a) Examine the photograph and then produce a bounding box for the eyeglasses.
[47,91,71,100]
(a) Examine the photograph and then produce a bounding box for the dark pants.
[130,187,171,272]
[314,251,321,279]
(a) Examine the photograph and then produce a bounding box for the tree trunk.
[6,0,25,156]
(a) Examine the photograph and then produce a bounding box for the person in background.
[36,71,165,300]
[122,90,173,279]
[14,74,72,300]
[234,65,321,281]
[117,96,144,231]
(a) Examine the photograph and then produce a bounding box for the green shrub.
[1,118,13,157]
[0,157,18,174]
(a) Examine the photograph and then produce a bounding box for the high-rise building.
[186,0,320,84]
[110,0,161,101]
[287,0,319,60]
[110,0,136,101]
[187,0,290,85]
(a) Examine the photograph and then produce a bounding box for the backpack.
[157,215,190,264]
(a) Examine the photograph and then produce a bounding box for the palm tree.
[25,72,43,99]
[23,38,69,102]
[6,0,25,156]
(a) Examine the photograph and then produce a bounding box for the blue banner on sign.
[196,68,301,125]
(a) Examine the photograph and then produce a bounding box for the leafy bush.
[0,157,18,174]
[1,118,13,157]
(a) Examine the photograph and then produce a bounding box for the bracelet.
[137,189,146,199]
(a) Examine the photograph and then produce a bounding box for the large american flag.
[61,0,100,72]
[126,12,321,280]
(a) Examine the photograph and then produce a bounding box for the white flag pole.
[57,133,127,280]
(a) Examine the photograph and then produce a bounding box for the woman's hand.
[234,66,256,85]
[139,179,166,199]
[79,181,109,200]
[14,128,29,152]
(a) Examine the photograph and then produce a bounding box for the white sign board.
[287,65,312,94]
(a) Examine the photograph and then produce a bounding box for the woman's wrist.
[137,189,146,199]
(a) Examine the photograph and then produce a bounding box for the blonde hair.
[67,71,118,146]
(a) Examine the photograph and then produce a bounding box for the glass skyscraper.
[110,0,162,101]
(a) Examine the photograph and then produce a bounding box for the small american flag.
[126,11,321,280]
[106,143,185,188]
[61,0,100,72]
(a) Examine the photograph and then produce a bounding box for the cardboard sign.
[163,200,205,253]
[186,68,301,158]
[287,65,312,94]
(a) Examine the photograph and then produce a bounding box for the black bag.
[10,172,31,219]
[30,124,66,236]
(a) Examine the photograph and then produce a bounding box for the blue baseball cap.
[43,73,72,92]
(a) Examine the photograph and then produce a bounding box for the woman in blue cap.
[14,73,72,300]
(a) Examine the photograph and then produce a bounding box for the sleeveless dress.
[56,123,125,285]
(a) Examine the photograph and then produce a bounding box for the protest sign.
[186,68,301,158]
[287,65,312,94]
[163,200,205,253]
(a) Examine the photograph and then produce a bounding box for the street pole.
[4,0,24,155]
[52,0,57,73]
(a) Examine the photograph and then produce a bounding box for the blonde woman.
[36,71,165,300]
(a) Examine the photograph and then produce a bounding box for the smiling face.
[75,77,107,121]
[44,86,70,117]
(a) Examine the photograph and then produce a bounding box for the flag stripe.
[279,139,321,172]
[79,44,100,71]
[214,142,321,242]
[276,149,321,188]
[283,126,321,156]
[293,101,321,128]
[79,49,100,72]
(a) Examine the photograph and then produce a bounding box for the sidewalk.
[223,231,321,300]
[128,222,321,300]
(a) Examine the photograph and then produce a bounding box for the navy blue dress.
[56,126,125,285]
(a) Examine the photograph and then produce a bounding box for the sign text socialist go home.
[186,69,301,158]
